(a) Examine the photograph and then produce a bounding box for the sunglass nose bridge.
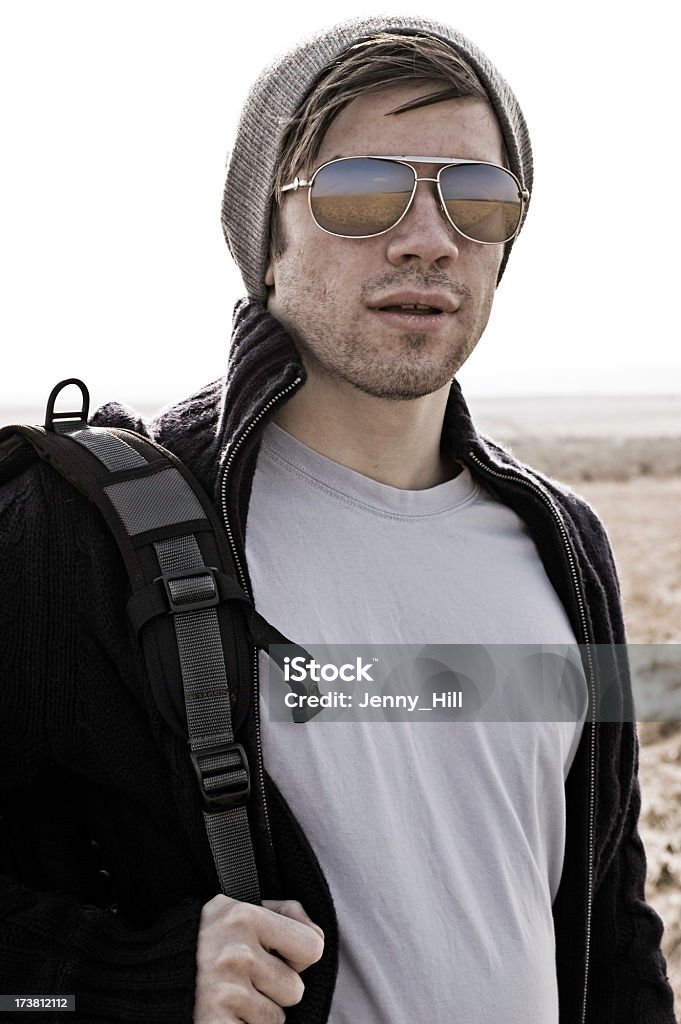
[405,176,456,234]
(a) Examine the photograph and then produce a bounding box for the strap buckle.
[190,742,251,812]
[44,378,90,432]
[156,566,220,613]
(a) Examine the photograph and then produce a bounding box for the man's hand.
[193,894,325,1024]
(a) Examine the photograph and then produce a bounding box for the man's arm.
[561,491,677,1020]
[586,754,677,1022]
[0,871,205,1021]
[0,874,322,1023]
[0,453,323,1023]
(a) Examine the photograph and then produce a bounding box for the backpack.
[0,378,316,904]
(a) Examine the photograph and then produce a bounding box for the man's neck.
[272,366,458,491]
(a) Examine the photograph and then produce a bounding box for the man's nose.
[384,179,460,267]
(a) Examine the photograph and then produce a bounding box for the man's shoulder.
[0,432,78,527]
[0,378,224,546]
[0,416,140,593]
[0,401,145,530]
[86,381,224,497]
[476,434,619,586]
[0,441,116,577]
[150,378,222,443]
[479,434,607,532]
[149,379,224,495]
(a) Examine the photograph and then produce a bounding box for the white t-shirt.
[246,423,587,1024]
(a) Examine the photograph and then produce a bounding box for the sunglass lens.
[439,164,522,243]
[310,158,414,237]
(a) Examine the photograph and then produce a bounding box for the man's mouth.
[378,303,445,316]
[367,291,459,320]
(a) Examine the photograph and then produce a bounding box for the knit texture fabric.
[221,16,533,300]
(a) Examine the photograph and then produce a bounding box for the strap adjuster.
[156,566,220,613]
[190,742,251,812]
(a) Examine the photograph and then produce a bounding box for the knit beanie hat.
[222,16,533,301]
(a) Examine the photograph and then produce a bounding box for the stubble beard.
[271,266,489,401]
[291,313,481,402]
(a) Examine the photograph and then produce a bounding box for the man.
[0,15,675,1024]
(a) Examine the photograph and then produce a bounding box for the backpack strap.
[0,380,318,904]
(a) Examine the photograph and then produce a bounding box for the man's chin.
[347,370,456,402]
[297,332,469,401]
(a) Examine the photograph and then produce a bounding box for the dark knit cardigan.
[0,299,676,1023]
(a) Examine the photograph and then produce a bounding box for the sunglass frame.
[281,155,530,245]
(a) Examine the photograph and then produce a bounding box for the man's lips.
[366,290,459,316]
[366,290,459,331]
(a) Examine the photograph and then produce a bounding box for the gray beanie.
[222,16,533,300]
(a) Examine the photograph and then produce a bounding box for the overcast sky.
[1,0,678,420]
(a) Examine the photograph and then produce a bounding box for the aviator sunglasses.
[282,156,530,244]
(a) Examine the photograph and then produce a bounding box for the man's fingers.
[228,983,286,1024]
[250,949,306,1007]
[257,900,325,972]
[262,899,325,942]
[194,895,324,1022]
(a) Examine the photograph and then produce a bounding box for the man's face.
[265,84,506,401]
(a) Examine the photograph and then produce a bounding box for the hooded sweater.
[0,299,675,1023]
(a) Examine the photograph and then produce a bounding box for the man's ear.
[265,257,275,288]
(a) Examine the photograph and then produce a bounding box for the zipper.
[466,450,596,1024]
[219,376,303,848]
